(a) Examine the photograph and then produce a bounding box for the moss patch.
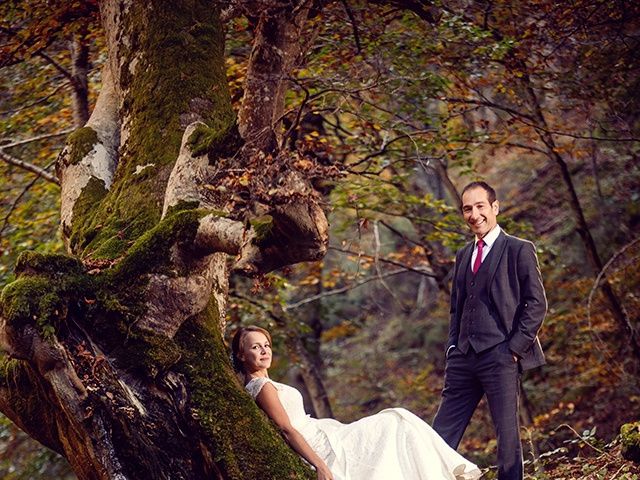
[109,208,203,281]
[0,252,94,337]
[187,121,241,158]
[68,176,109,252]
[64,127,99,166]
[0,276,52,330]
[249,215,274,243]
[14,252,84,278]
[109,327,182,376]
[621,421,640,463]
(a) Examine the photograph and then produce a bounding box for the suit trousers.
[433,341,523,480]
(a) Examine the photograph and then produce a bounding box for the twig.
[0,83,69,115]
[328,245,436,277]
[282,77,311,148]
[373,220,406,309]
[283,267,417,311]
[443,96,640,143]
[443,96,536,122]
[340,0,362,53]
[587,237,640,362]
[231,291,284,325]
[555,424,612,458]
[379,219,428,250]
[1,129,73,149]
[0,162,55,237]
[0,151,60,185]
[37,51,74,83]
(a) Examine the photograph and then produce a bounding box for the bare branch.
[0,151,60,185]
[587,236,640,359]
[0,83,69,115]
[443,96,536,122]
[340,0,362,52]
[283,267,414,311]
[379,219,428,250]
[0,162,56,237]
[37,51,74,83]
[476,139,548,155]
[1,129,73,149]
[373,220,405,308]
[328,245,436,278]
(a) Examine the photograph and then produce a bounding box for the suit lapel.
[487,230,507,288]
[457,241,474,289]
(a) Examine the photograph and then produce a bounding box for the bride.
[231,326,482,480]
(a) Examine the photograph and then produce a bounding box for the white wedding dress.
[246,377,482,480]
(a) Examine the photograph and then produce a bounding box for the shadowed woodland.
[1,0,640,479]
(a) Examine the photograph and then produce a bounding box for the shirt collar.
[477,224,501,248]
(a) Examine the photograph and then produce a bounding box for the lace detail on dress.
[245,377,279,399]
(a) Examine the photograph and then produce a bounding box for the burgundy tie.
[472,240,484,274]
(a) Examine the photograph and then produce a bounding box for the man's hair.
[461,181,497,205]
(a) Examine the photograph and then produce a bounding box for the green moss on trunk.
[68,177,109,251]
[14,252,84,277]
[69,1,235,260]
[187,121,242,158]
[1,252,95,337]
[174,301,315,479]
[621,421,640,463]
[63,127,99,166]
[109,207,203,281]
[249,215,274,243]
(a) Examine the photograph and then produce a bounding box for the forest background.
[1,0,639,479]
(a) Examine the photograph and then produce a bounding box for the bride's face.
[239,331,272,373]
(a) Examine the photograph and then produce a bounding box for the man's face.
[461,187,499,239]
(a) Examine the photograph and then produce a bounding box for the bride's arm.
[256,383,333,480]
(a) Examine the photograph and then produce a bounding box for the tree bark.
[237,1,314,153]
[0,1,328,478]
[70,34,90,127]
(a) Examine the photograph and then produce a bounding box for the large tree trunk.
[0,1,327,478]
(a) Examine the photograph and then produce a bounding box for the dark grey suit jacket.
[448,230,547,370]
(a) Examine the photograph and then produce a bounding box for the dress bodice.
[245,377,312,431]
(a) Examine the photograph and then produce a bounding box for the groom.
[433,181,547,480]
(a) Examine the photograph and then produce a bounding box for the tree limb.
[0,162,56,237]
[0,151,60,185]
[1,129,73,149]
[328,245,436,277]
[283,267,418,311]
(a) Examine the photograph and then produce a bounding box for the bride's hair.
[231,326,272,374]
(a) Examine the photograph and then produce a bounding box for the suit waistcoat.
[457,248,507,354]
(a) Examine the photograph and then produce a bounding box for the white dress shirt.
[470,224,501,271]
